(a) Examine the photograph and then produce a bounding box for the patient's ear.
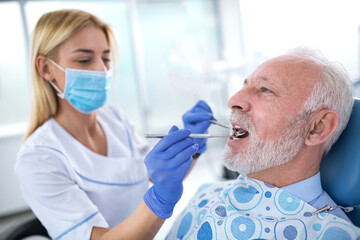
[36,55,54,82]
[305,109,339,147]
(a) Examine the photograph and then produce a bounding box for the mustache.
[228,111,255,133]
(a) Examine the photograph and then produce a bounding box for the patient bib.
[167,174,360,239]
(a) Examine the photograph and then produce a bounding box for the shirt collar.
[281,172,323,203]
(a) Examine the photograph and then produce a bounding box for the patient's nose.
[227,90,250,112]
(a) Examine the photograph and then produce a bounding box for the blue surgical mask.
[48,59,112,114]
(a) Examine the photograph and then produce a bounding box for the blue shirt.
[282,172,351,222]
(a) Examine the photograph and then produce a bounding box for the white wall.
[0,129,29,216]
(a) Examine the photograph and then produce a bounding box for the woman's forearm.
[91,201,165,240]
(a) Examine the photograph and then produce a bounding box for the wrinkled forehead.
[249,54,322,94]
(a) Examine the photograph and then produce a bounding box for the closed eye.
[77,59,90,63]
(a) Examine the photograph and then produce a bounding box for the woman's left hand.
[182,100,214,154]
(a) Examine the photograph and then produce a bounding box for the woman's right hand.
[143,126,198,219]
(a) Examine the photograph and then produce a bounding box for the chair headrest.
[321,98,360,227]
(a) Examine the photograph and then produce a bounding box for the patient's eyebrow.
[251,76,271,85]
[258,76,268,82]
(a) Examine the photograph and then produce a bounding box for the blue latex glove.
[182,100,214,154]
[143,126,199,219]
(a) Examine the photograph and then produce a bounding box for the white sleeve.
[15,147,109,240]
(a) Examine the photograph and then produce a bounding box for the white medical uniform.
[15,105,150,240]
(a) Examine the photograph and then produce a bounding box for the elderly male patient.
[167,47,360,239]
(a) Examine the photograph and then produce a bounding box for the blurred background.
[1,0,360,238]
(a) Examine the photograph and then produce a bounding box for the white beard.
[223,112,308,175]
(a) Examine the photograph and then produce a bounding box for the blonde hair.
[24,9,118,141]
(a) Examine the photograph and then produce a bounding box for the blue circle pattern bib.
[166,174,360,240]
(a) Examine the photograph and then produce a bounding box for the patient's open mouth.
[230,124,249,139]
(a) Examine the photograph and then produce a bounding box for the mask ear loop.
[48,59,65,98]
[48,81,64,98]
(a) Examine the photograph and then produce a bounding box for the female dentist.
[15,9,213,240]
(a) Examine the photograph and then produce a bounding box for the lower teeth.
[233,130,247,138]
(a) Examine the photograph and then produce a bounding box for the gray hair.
[288,47,354,153]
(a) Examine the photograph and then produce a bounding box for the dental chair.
[0,211,50,240]
[320,97,360,227]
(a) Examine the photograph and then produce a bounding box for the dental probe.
[208,119,230,129]
[208,119,247,137]
[144,134,230,139]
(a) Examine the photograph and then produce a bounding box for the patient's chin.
[223,146,253,175]
[223,161,248,175]
[223,144,275,175]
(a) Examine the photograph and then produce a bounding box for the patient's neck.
[247,148,322,188]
